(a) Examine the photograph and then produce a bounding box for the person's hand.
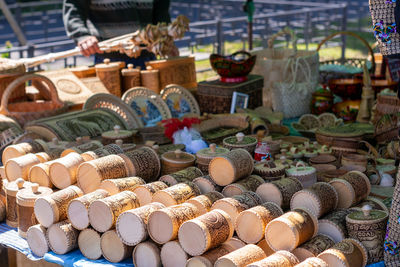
[78,36,102,57]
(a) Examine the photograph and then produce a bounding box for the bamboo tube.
[152,182,200,207]
[133,181,168,206]
[185,191,224,215]
[34,185,83,228]
[141,67,160,94]
[47,221,79,255]
[133,241,161,267]
[27,224,49,257]
[5,153,41,181]
[5,178,32,227]
[159,166,203,186]
[147,203,200,244]
[29,162,53,188]
[88,191,140,233]
[193,175,223,194]
[215,244,267,267]
[292,234,335,262]
[100,176,145,195]
[96,59,122,97]
[247,251,300,267]
[49,152,84,189]
[186,242,243,267]
[178,209,234,256]
[78,228,102,260]
[160,240,189,267]
[67,189,110,230]
[2,140,46,165]
[116,202,166,246]
[123,147,161,182]
[60,140,104,157]
[222,175,265,197]
[101,229,133,263]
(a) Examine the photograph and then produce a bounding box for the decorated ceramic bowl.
[210,51,256,81]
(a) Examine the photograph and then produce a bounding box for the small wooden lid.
[346,205,388,224]
[286,161,316,176]
[161,240,189,267]
[223,133,257,147]
[26,224,48,257]
[133,241,161,267]
[101,229,133,263]
[196,144,229,161]
[95,58,120,70]
[329,179,355,209]
[78,228,102,260]
[16,183,53,206]
[5,178,31,196]
[102,125,133,140]
[121,64,140,75]
[161,149,195,165]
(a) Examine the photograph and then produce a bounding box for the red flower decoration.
[161,117,201,140]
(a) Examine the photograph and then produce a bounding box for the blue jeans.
[94,50,156,70]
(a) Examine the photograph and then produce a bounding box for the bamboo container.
[256,177,303,210]
[101,229,133,263]
[290,182,338,218]
[193,175,223,194]
[5,178,32,227]
[235,202,283,244]
[101,125,133,145]
[16,183,53,238]
[286,162,317,188]
[179,209,234,256]
[2,140,47,165]
[196,144,229,173]
[317,238,368,267]
[152,182,200,207]
[81,143,125,161]
[29,162,53,188]
[78,228,102,260]
[123,147,161,182]
[141,66,160,94]
[49,152,84,189]
[116,202,166,246]
[5,153,41,181]
[257,239,275,257]
[133,240,161,267]
[223,133,258,155]
[265,208,318,252]
[34,185,83,228]
[67,189,110,230]
[329,171,371,209]
[100,176,145,195]
[47,221,79,255]
[222,175,265,197]
[159,166,203,186]
[185,191,224,215]
[88,190,140,233]
[161,150,196,175]
[211,191,263,223]
[294,257,328,267]
[0,200,5,222]
[96,59,122,97]
[341,153,368,168]
[26,224,49,257]
[209,149,254,186]
[248,251,300,267]
[215,244,267,267]
[133,181,168,206]
[60,140,104,157]
[121,64,141,93]
[318,209,352,243]
[253,161,286,181]
[292,234,335,262]
[147,203,200,244]
[160,240,189,267]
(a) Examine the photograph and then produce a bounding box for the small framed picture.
[230,92,249,114]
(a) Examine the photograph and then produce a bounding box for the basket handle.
[0,74,64,115]
[316,31,376,73]
[357,141,379,159]
[295,161,306,170]
[267,27,298,51]
[367,168,382,185]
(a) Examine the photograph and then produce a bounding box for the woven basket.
[0,74,66,127]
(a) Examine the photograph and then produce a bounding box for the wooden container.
[286,162,317,188]
[133,241,161,267]
[253,161,286,181]
[353,196,389,213]
[16,183,52,238]
[47,221,79,255]
[100,176,145,195]
[294,257,328,267]
[67,189,110,230]
[309,154,337,166]
[121,64,141,93]
[159,166,203,186]
[346,205,388,264]
[329,171,371,209]
[265,208,318,251]
[235,202,283,244]
[96,59,122,97]
[116,202,165,246]
[2,140,46,165]
[290,182,338,218]
[0,200,5,222]
[222,175,264,197]
[5,178,32,227]
[88,190,140,233]
[29,162,53,188]
[223,133,257,155]
[101,229,133,263]
[215,244,267,267]
[49,152,84,189]
[152,182,200,207]
[133,181,168,206]
[292,234,335,262]
[60,141,103,157]
[318,169,348,183]
[248,251,300,267]
[178,209,234,256]
[186,191,224,215]
[318,238,368,267]
[26,224,49,257]
[211,191,263,223]
[5,153,41,181]
[78,228,102,260]
[160,149,196,176]
[140,67,160,93]
[34,185,83,228]
[209,149,254,186]
[341,153,368,168]
[193,175,223,194]
[196,143,229,173]
[256,177,303,210]
[318,209,352,243]
[123,147,161,182]
[160,240,189,267]
[147,203,200,244]
[101,125,133,145]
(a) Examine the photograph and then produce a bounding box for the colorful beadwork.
[374,20,397,43]
[384,240,399,255]
[386,0,396,3]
